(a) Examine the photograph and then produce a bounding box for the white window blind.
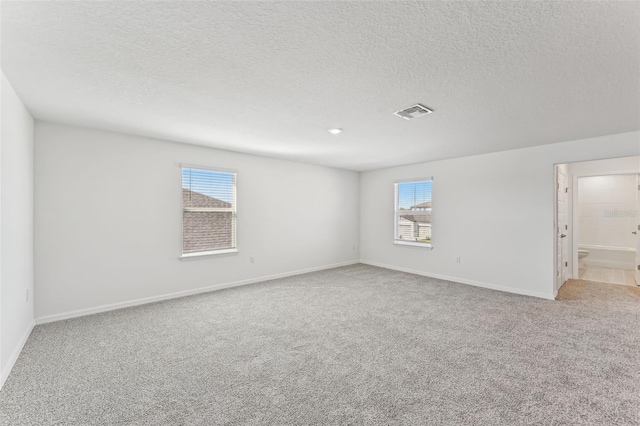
[394,179,432,247]
[182,167,237,255]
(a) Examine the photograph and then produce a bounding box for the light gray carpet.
[1,265,639,425]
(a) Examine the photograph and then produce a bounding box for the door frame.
[553,165,572,295]
[635,173,639,285]
[555,157,640,295]
[558,168,570,285]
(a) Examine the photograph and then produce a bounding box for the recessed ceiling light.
[328,128,343,135]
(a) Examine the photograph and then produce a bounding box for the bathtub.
[578,244,636,270]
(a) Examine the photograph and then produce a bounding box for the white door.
[636,173,639,285]
[557,169,569,288]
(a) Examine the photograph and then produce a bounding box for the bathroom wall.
[578,174,637,249]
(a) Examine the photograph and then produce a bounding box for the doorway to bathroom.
[554,156,640,293]
[576,173,638,286]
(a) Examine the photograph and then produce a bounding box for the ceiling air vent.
[394,104,433,120]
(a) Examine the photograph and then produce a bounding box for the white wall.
[577,174,637,249]
[360,132,640,300]
[1,72,35,388]
[567,156,640,177]
[35,122,360,321]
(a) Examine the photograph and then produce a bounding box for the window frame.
[394,177,433,249]
[179,164,239,260]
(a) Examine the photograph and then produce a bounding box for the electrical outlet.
[352,244,356,251]
[250,256,255,264]
[456,256,461,264]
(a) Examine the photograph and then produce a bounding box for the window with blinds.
[182,167,237,256]
[394,179,432,247]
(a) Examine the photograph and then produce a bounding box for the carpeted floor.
[1,265,639,425]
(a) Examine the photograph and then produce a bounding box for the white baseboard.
[35,260,359,325]
[0,319,35,391]
[360,260,556,300]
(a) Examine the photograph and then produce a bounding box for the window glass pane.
[397,180,432,210]
[182,167,236,254]
[396,180,432,244]
[182,168,235,208]
[182,211,234,253]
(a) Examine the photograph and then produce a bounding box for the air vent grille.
[394,104,433,120]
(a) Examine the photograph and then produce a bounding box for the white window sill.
[394,241,433,249]
[179,248,239,261]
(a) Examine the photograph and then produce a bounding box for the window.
[181,167,237,257]
[394,179,432,248]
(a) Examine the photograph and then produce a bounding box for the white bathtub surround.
[577,245,636,270]
[578,266,637,287]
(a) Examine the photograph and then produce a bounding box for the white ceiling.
[2,1,639,171]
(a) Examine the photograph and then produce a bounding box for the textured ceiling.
[1,1,639,171]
